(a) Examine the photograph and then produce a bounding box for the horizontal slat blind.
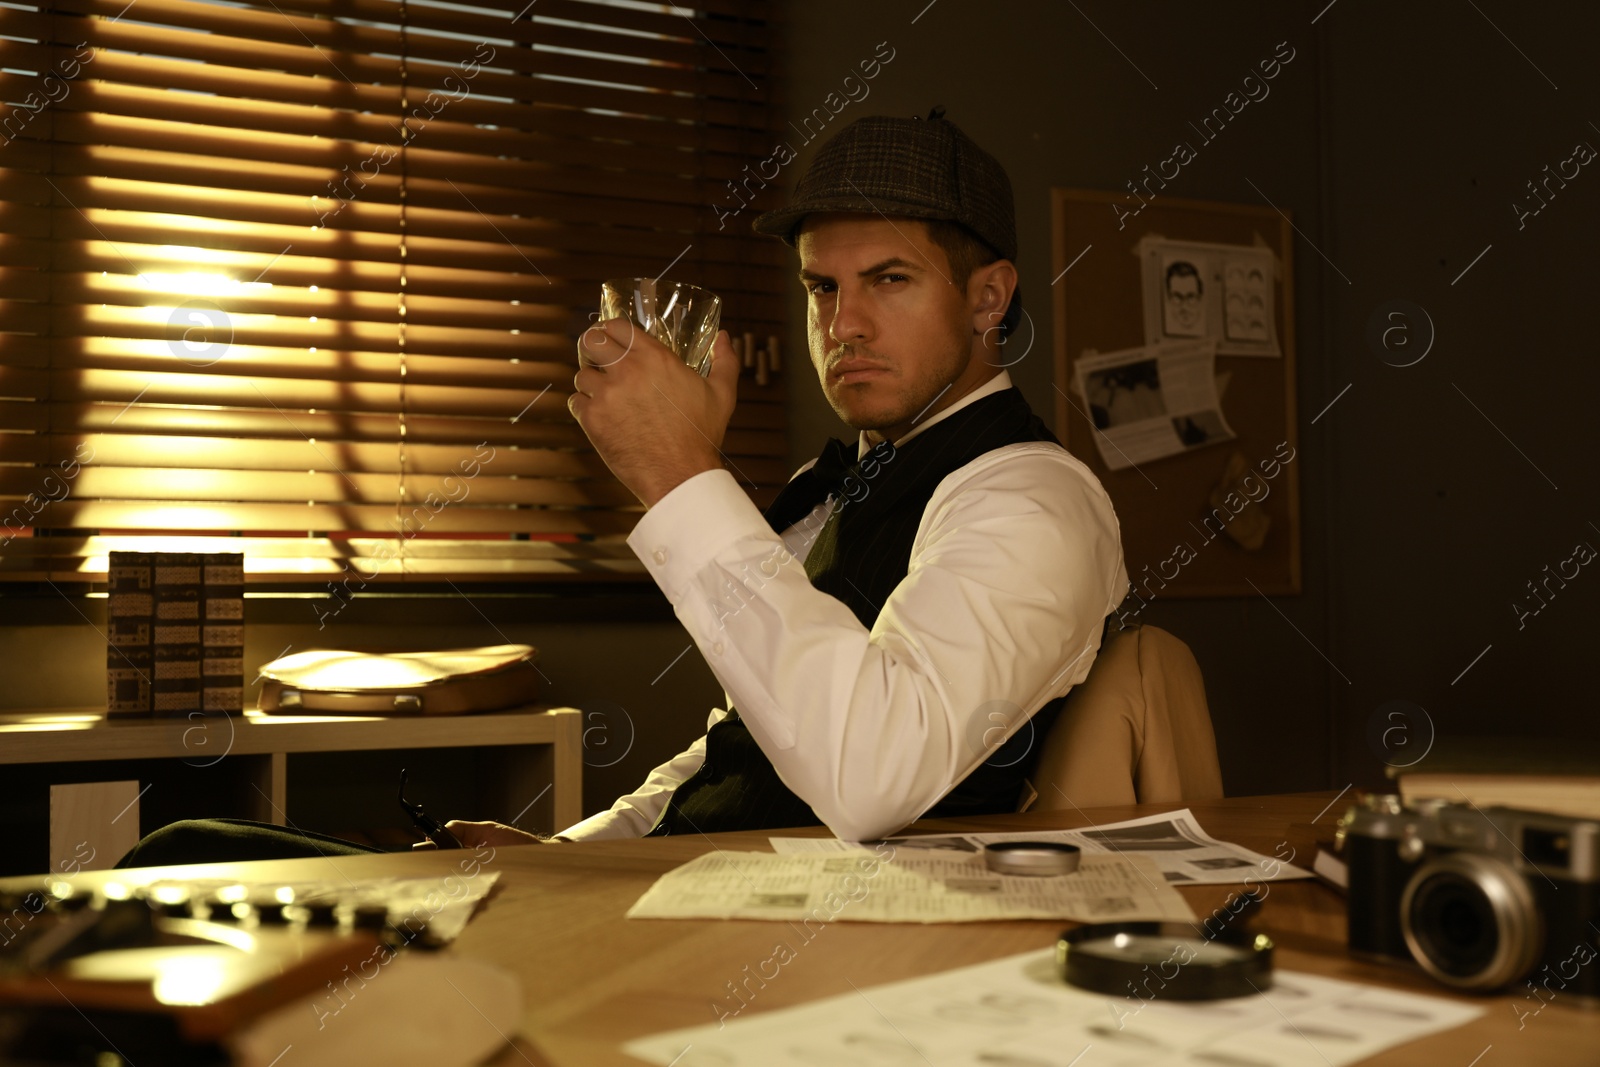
[0,0,790,584]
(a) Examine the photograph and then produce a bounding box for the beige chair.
[1025,623,1224,812]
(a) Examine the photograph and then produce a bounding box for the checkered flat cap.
[752,107,1017,262]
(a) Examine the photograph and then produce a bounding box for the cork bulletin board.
[1050,188,1301,598]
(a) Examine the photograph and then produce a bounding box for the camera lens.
[1400,852,1542,991]
[1408,874,1497,976]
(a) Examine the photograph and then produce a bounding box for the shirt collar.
[856,369,1014,460]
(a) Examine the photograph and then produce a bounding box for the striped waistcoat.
[646,386,1067,837]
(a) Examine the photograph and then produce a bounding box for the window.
[0,0,789,586]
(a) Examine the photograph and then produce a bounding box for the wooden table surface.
[6,791,1593,1065]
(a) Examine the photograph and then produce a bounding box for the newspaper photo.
[770,808,1311,886]
[1073,340,1235,471]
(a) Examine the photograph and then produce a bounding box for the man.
[456,108,1127,846]
[1163,259,1205,337]
[116,109,1125,867]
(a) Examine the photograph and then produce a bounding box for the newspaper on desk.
[625,948,1485,1067]
[770,808,1313,885]
[626,850,1195,924]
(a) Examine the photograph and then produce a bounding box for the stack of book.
[1390,738,1600,821]
[1311,741,1600,892]
[107,551,243,718]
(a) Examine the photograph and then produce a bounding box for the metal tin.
[983,841,1082,876]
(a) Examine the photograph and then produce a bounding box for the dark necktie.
[761,436,860,537]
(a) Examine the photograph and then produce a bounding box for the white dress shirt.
[557,370,1128,842]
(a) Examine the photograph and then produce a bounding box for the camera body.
[1341,795,1600,996]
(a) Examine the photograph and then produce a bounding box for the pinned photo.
[1162,256,1209,338]
[1138,236,1280,357]
[1224,259,1272,343]
[1073,340,1235,471]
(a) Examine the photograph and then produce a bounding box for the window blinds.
[0,0,790,584]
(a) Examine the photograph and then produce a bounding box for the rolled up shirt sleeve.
[618,444,1127,843]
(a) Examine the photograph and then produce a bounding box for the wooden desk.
[0,705,582,866]
[3,792,1590,1065]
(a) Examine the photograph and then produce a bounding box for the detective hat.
[752,106,1017,262]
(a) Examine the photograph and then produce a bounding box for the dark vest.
[646,385,1068,837]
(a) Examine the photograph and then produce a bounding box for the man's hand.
[568,318,740,508]
[410,820,553,849]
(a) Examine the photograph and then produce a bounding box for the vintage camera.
[1340,795,1600,995]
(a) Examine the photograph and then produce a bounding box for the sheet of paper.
[771,808,1313,885]
[626,850,1195,924]
[1072,340,1235,471]
[1136,234,1282,357]
[626,949,1484,1067]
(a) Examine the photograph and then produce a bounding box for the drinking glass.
[599,277,721,377]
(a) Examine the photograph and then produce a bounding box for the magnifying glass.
[1058,922,1274,999]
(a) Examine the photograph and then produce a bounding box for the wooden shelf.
[3,705,583,870]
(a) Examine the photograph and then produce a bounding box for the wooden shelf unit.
[1,705,583,872]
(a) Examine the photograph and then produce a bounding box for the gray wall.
[775,1,1600,794]
[1315,2,1600,780]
